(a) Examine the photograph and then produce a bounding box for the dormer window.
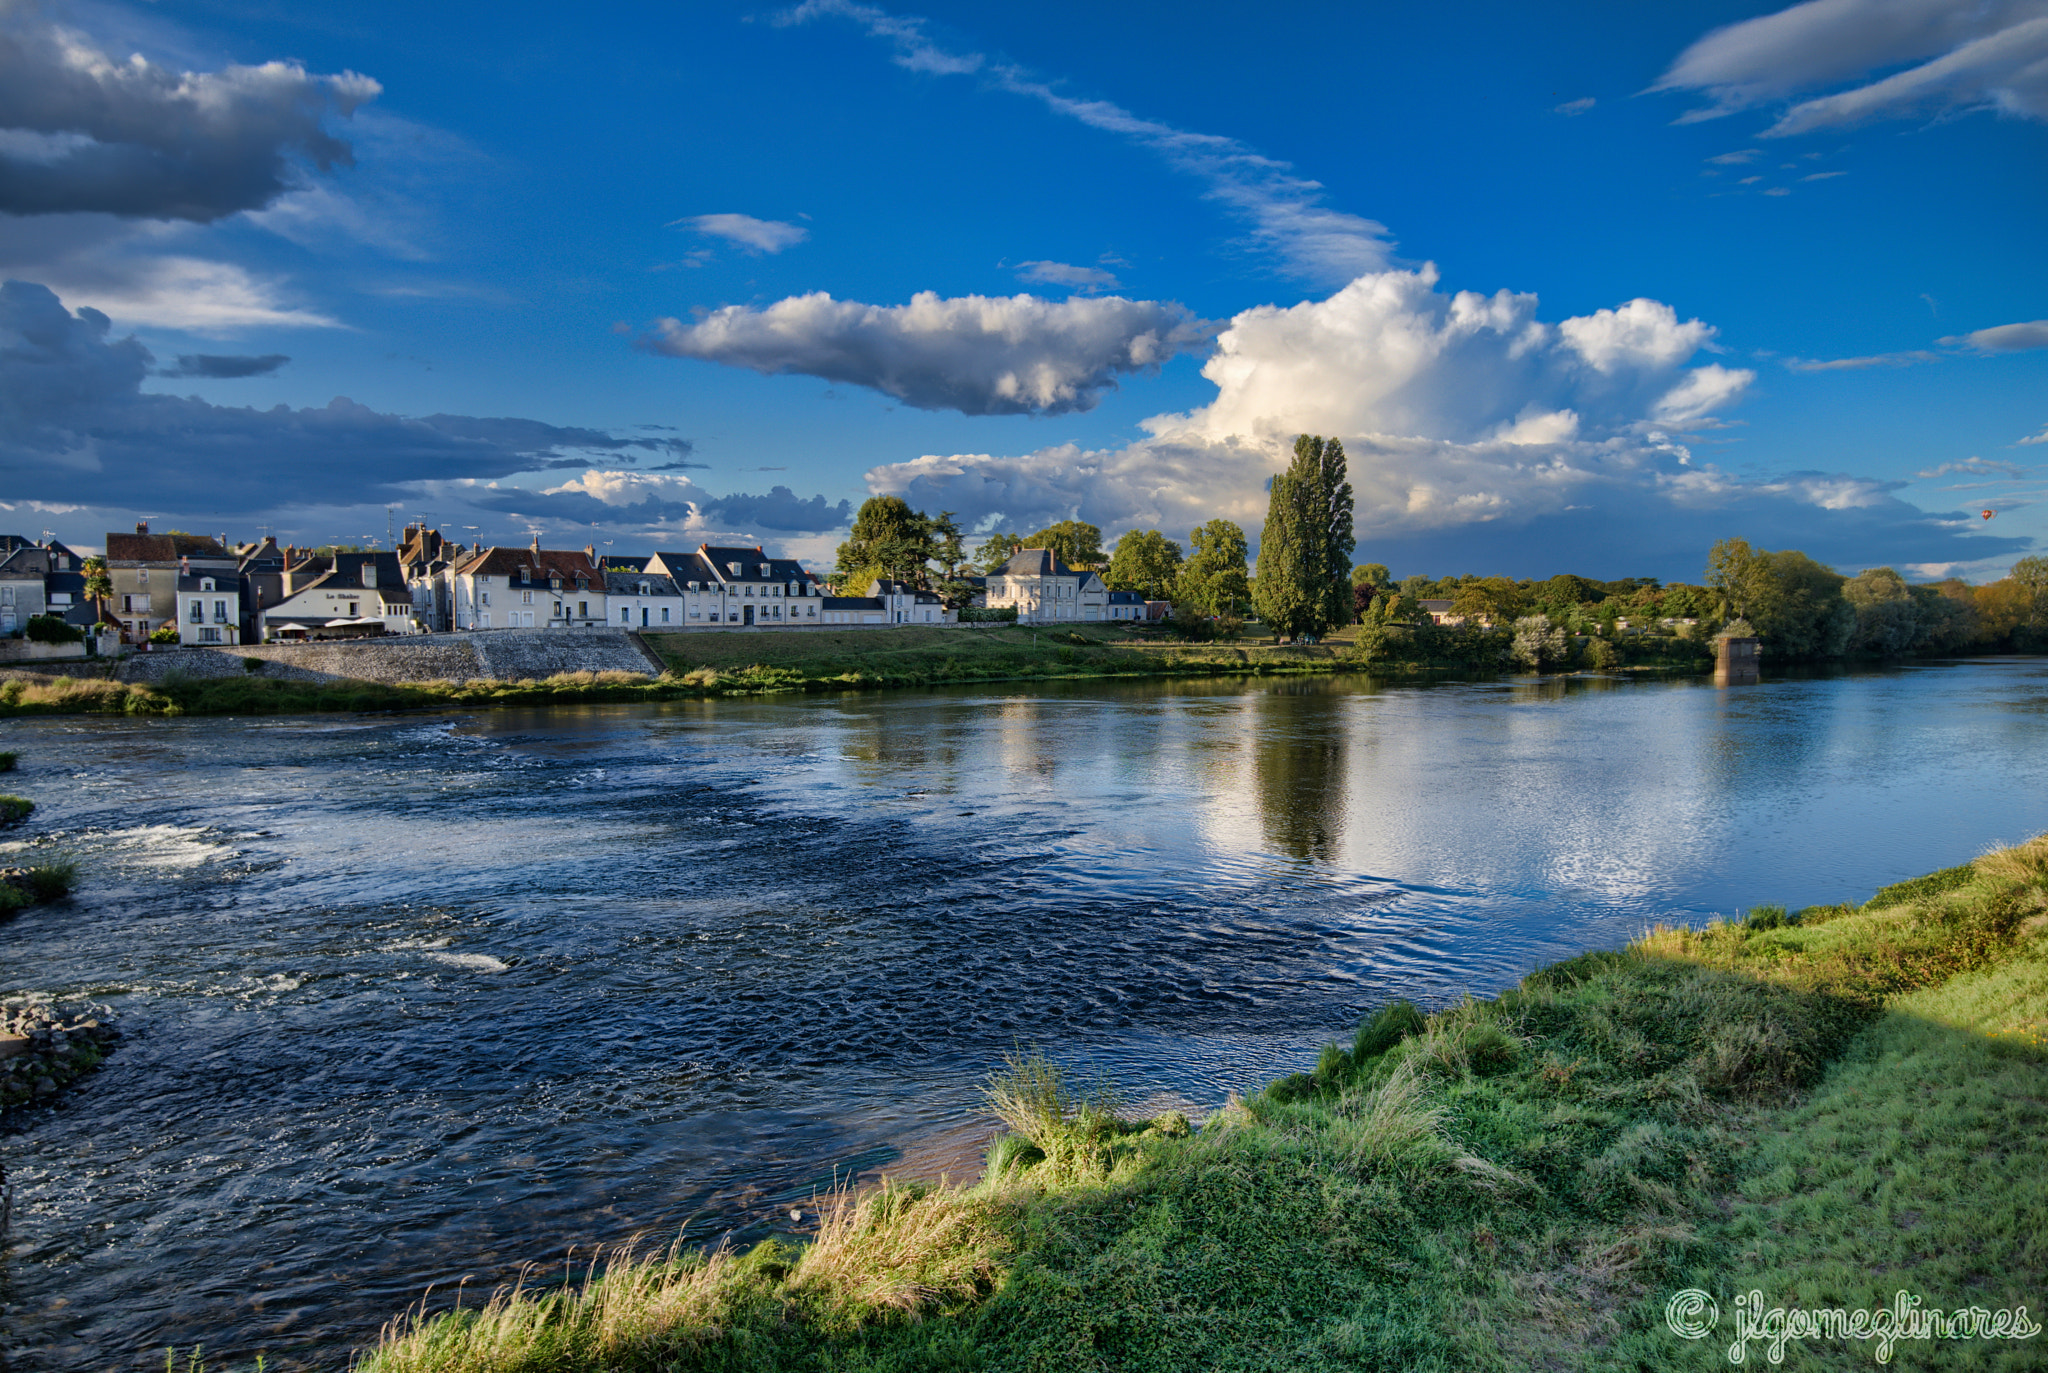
[727,562,742,576]
[759,564,770,577]
[200,578,214,592]
[519,567,531,584]
[638,581,649,596]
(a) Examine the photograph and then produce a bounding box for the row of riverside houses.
[397,526,953,636]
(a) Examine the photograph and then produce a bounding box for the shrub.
[0,794,31,825]
[27,858,77,901]
[958,606,1018,623]
[148,624,180,644]
[243,656,264,673]
[0,750,14,772]
[23,615,82,644]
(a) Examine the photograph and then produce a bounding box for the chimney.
[530,532,542,557]
[136,520,149,536]
[585,543,596,561]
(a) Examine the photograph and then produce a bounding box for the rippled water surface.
[4,661,2048,1369]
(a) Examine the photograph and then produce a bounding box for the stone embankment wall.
[113,629,665,686]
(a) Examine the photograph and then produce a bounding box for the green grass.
[0,748,16,771]
[0,792,32,825]
[346,837,2048,1373]
[0,858,76,914]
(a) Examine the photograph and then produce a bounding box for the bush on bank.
[350,836,2048,1373]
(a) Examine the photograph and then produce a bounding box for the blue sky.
[1,0,2043,581]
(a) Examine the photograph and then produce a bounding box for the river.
[3,660,2047,1370]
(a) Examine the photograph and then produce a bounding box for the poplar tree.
[1253,435,1355,638]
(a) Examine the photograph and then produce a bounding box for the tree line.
[831,441,2048,660]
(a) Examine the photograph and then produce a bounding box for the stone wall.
[112,629,664,686]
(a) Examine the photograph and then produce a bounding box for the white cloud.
[1706,148,1764,164]
[1014,260,1118,292]
[1943,319,2048,352]
[863,266,1758,542]
[2019,424,2048,445]
[35,254,340,332]
[1655,0,2048,135]
[1915,456,2030,479]
[643,289,1214,415]
[781,0,1393,283]
[1784,349,1942,371]
[1553,97,1596,116]
[678,213,809,254]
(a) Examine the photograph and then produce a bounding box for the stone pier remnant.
[1713,618,1760,686]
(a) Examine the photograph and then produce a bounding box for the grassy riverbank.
[348,838,2048,1373]
[0,628,1463,720]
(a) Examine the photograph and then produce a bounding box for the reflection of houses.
[984,549,1110,624]
[603,568,685,629]
[105,524,237,643]
[264,551,415,640]
[176,570,243,645]
[449,539,607,631]
[644,544,825,627]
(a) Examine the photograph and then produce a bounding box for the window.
[661,608,670,623]
[522,591,533,605]
[481,591,491,606]
[200,578,215,592]
[621,606,631,624]
[138,570,149,585]
[0,587,10,606]
[348,601,359,616]
[579,601,588,617]
[200,627,221,643]
[189,599,204,622]
[744,586,753,597]
[212,600,228,623]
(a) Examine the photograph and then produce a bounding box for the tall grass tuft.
[0,793,32,825]
[0,749,15,771]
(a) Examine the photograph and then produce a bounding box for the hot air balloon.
[1984,509,1997,520]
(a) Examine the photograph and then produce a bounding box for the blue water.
[2,659,2045,1370]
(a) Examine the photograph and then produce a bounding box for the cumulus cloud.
[156,352,289,379]
[0,8,379,221]
[678,213,809,254]
[1943,319,2048,352]
[0,278,688,514]
[862,265,2020,577]
[782,0,1393,283]
[643,289,1214,415]
[2019,424,2048,445]
[1655,0,2048,135]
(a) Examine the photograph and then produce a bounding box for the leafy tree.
[974,531,1023,574]
[1352,563,1390,588]
[1450,577,1527,625]
[2014,555,2048,650]
[1511,614,1571,671]
[1106,529,1183,600]
[835,496,933,591]
[930,511,967,578]
[1707,537,1853,659]
[1253,435,1355,638]
[1020,520,1104,568]
[1178,520,1250,616]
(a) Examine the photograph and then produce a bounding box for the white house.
[644,544,826,628]
[984,548,1111,624]
[449,540,607,631]
[604,569,686,630]
[177,571,243,645]
[264,551,416,639]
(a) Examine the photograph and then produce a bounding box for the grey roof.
[177,572,238,593]
[604,570,680,596]
[823,596,884,610]
[1106,590,1145,604]
[997,548,1076,578]
[649,545,818,587]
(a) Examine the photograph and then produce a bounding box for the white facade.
[177,574,243,645]
[985,549,1110,624]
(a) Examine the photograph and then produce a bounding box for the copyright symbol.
[1665,1289,1718,1339]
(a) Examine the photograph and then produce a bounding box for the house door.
[641,607,649,626]
[743,604,754,625]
